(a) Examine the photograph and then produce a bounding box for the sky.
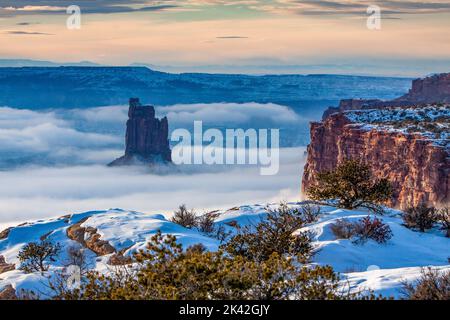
[0,1,450,75]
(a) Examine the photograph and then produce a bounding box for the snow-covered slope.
[0,204,448,299]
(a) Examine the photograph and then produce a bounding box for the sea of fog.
[0,103,309,227]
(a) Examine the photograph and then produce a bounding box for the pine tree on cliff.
[306,160,393,212]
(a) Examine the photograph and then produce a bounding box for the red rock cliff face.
[302,113,449,209]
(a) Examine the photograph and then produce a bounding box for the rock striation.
[302,107,450,209]
[109,98,171,166]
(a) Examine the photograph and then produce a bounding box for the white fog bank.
[0,147,306,228]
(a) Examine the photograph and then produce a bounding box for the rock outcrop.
[0,285,17,300]
[109,98,171,166]
[0,256,15,274]
[67,218,116,256]
[302,109,450,209]
[0,227,12,240]
[108,253,132,266]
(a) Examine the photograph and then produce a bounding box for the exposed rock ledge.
[0,285,17,300]
[0,227,12,240]
[67,218,116,256]
[0,255,15,274]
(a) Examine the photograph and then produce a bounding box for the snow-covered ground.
[345,105,450,124]
[0,204,448,299]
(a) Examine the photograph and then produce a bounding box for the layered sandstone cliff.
[302,106,450,209]
[109,98,171,166]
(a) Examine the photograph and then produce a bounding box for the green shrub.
[18,240,61,274]
[56,231,373,300]
[222,203,313,263]
[306,160,393,212]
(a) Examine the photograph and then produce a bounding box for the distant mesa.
[396,72,450,104]
[109,98,172,166]
[322,72,450,120]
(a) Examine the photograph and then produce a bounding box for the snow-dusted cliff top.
[343,105,450,148]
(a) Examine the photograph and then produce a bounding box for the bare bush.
[171,204,197,229]
[353,216,393,244]
[330,219,355,239]
[197,212,216,234]
[403,204,438,232]
[437,207,450,237]
[18,240,61,274]
[330,216,392,244]
[299,203,321,223]
[65,245,89,275]
[401,268,450,300]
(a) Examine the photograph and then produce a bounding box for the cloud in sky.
[253,0,450,16]
[0,1,449,75]
[2,0,450,17]
[16,22,40,25]
[0,1,177,16]
[5,30,53,35]
[216,36,248,39]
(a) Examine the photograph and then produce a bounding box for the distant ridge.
[0,66,411,109]
[0,59,101,67]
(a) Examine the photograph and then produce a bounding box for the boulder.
[0,285,17,300]
[0,227,12,240]
[0,256,15,274]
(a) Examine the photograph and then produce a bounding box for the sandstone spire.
[109,98,171,166]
